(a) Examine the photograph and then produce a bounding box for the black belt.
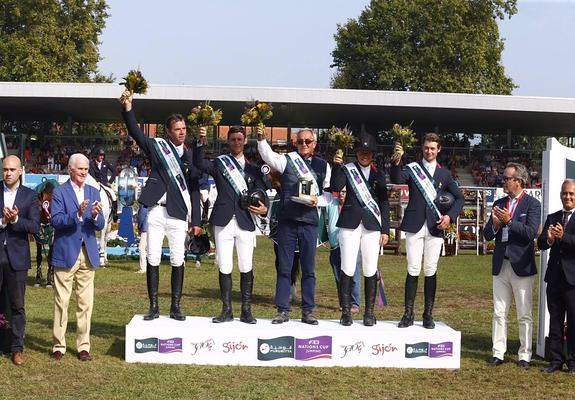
[157,203,167,207]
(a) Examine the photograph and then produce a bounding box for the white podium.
[125,315,460,368]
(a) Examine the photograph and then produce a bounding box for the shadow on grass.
[31,317,125,340]
[107,338,125,359]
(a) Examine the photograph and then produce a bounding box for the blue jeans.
[275,220,317,313]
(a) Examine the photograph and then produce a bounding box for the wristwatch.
[506,219,513,227]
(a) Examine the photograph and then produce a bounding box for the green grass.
[1,239,574,400]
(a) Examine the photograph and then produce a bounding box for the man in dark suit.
[331,133,390,327]
[88,148,116,186]
[50,153,105,361]
[0,155,40,366]
[484,162,541,369]
[120,90,201,322]
[194,126,269,324]
[538,179,575,374]
[390,133,463,329]
[257,127,332,325]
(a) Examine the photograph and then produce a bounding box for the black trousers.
[546,271,575,366]
[0,245,27,353]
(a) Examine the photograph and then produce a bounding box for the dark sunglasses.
[296,139,315,145]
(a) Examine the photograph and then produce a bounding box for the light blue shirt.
[325,197,341,249]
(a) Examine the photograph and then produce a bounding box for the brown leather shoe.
[77,350,92,361]
[11,351,24,366]
[51,351,64,361]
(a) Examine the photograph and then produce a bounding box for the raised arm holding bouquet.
[390,123,417,165]
[242,101,273,138]
[187,102,223,145]
[328,125,355,164]
[119,69,148,102]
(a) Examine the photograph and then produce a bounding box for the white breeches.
[338,222,380,277]
[146,205,187,266]
[405,224,443,277]
[214,216,255,274]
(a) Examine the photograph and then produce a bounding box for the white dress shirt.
[257,139,331,207]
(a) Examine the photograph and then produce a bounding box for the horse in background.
[33,179,58,288]
[85,173,115,266]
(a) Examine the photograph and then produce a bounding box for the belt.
[156,203,167,207]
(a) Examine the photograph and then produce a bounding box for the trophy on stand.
[291,177,317,206]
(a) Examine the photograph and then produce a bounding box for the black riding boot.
[363,274,378,326]
[423,274,437,329]
[213,272,234,323]
[240,271,257,324]
[46,246,54,288]
[339,273,353,326]
[398,274,418,328]
[143,264,159,320]
[169,265,186,321]
[34,261,43,287]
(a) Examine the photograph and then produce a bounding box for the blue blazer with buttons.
[484,193,540,277]
[193,145,270,231]
[0,182,40,271]
[538,209,575,285]
[51,180,105,269]
[330,163,390,234]
[390,162,463,237]
[122,110,201,226]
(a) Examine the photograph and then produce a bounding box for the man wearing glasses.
[257,127,332,324]
[484,162,541,369]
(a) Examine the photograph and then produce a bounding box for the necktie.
[563,211,572,228]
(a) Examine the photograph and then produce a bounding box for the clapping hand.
[548,223,564,242]
[2,206,18,224]
[78,199,89,219]
[91,201,102,220]
[492,206,511,227]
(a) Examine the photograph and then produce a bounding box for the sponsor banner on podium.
[126,316,460,368]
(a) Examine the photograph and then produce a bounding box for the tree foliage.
[0,0,110,82]
[331,0,517,95]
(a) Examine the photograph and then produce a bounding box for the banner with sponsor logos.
[125,315,460,368]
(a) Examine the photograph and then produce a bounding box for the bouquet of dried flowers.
[391,123,416,152]
[187,102,223,130]
[327,125,355,158]
[119,69,148,95]
[240,101,273,129]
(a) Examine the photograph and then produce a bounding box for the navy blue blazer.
[51,180,105,269]
[390,162,463,237]
[0,182,40,271]
[88,159,116,185]
[484,193,541,277]
[538,209,575,285]
[193,145,269,231]
[122,110,201,225]
[330,163,390,234]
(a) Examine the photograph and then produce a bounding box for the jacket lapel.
[65,180,80,209]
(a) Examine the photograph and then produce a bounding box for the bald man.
[0,156,40,366]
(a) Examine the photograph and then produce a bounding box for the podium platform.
[126,315,460,368]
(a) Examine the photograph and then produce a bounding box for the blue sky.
[97,0,574,97]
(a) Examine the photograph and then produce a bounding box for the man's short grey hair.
[297,128,317,141]
[562,179,575,190]
[506,162,529,187]
[68,153,90,170]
